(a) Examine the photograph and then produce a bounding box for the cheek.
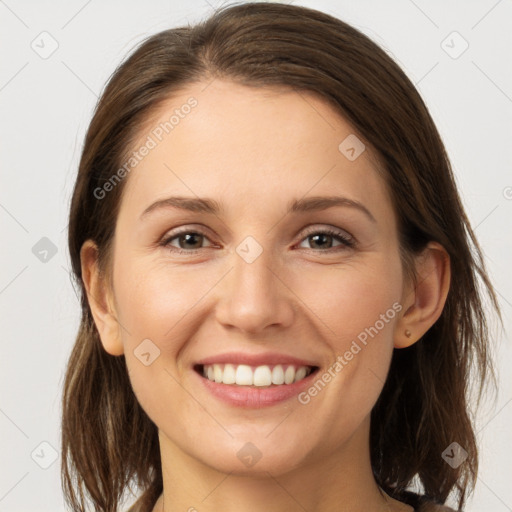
[113,255,205,345]
[293,254,403,419]
[300,255,403,348]
[115,259,205,426]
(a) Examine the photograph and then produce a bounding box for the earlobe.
[395,241,451,349]
[80,240,124,356]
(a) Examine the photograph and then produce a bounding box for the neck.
[152,416,412,512]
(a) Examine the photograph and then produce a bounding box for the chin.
[185,428,319,477]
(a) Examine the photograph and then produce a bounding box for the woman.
[61,3,501,511]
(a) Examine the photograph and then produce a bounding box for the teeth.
[222,364,236,384]
[284,365,295,384]
[235,364,253,385]
[213,364,223,383]
[271,365,285,385]
[294,366,307,382]
[201,363,312,386]
[253,366,272,386]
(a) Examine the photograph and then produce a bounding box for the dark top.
[400,490,457,511]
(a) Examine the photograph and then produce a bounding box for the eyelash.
[159,226,355,255]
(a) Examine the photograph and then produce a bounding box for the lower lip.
[195,369,318,408]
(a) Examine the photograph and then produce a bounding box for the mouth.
[194,363,318,387]
[192,352,321,408]
[192,355,320,408]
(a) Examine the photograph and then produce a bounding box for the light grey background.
[1,1,511,511]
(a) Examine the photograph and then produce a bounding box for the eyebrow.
[140,195,376,223]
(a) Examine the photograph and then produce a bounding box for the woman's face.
[105,79,408,475]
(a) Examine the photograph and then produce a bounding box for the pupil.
[181,233,201,249]
[311,234,331,249]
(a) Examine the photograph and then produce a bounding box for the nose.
[214,244,295,335]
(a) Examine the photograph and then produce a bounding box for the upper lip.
[195,352,319,368]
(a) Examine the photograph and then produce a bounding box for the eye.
[297,227,355,251]
[160,229,213,254]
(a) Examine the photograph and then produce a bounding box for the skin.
[81,79,451,512]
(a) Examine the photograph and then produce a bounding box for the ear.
[395,241,451,349]
[80,239,124,356]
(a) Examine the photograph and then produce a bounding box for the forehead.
[119,79,393,224]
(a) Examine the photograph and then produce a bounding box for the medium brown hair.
[62,2,501,511]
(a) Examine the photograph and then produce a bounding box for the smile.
[198,363,316,387]
[193,352,320,407]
